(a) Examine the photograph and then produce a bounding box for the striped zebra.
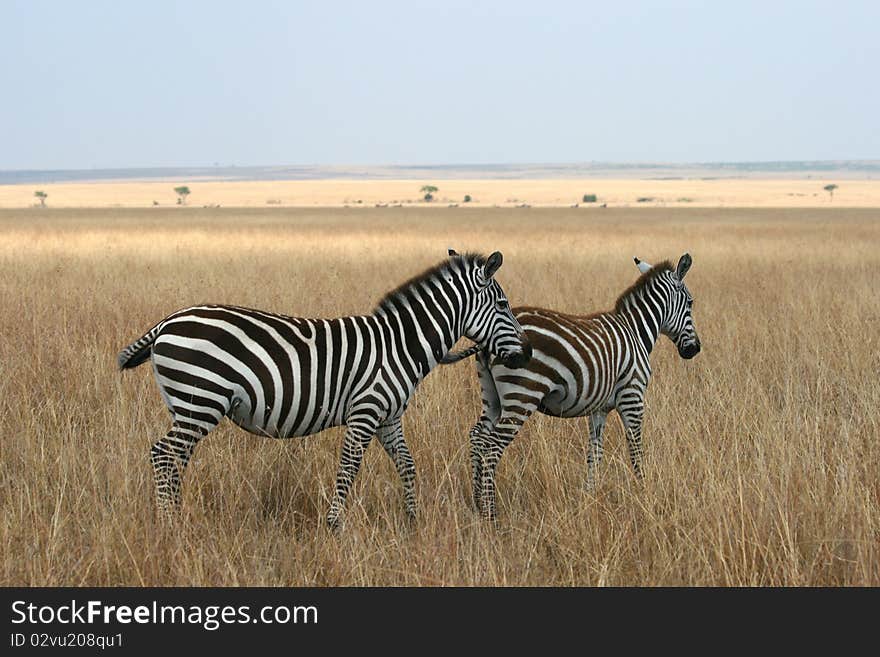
[442,254,701,520]
[117,251,530,529]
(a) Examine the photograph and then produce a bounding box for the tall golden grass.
[1,207,878,585]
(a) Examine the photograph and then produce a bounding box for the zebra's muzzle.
[499,342,532,368]
[678,341,700,359]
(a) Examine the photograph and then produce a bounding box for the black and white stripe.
[118,251,529,528]
[444,253,701,520]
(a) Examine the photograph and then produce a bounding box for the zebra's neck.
[615,279,667,356]
[373,279,466,379]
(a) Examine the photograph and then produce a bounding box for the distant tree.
[582,194,597,203]
[823,184,838,201]
[34,190,47,207]
[174,186,191,205]
[463,194,472,203]
[420,185,438,202]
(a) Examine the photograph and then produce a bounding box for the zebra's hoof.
[155,506,178,525]
[480,507,498,524]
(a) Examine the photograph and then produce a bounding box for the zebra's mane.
[375,252,487,313]
[614,260,674,313]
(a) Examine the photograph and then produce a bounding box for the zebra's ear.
[448,248,459,257]
[634,257,652,274]
[676,253,692,280]
[483,251,503,280]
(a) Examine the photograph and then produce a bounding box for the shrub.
[174,186,191,205]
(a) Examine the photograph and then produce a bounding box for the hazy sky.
[2,0,878,169]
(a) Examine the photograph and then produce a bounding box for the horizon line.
[3,159,879,187]
[3,158,880,175]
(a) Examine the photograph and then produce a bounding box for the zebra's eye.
[687,298,694,308]
[497,299,509,310]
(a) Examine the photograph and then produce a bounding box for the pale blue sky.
[1,0,877,169]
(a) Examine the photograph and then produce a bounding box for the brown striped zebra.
[117,251,530,529]
[442,254,701,520]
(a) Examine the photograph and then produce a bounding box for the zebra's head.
[449,249,531,367]
[634,253,701,359]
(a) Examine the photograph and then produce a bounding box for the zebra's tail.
[117,322,162,370]
[440,343,484,364]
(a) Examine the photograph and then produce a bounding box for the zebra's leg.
[150,419,211,517]
[469,421,493,511]
[327,418,379,530]
[376,418,417,522]
[585,411,608,491]
[618,405,646,480]
[469,350,501,511]
[480,410,532,522]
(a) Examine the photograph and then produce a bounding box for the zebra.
[117,250,530,529]
[442,253,701,520]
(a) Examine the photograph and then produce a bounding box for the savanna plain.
[2,205,878,585]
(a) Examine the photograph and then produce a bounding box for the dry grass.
[1,178,878,208]
[1,206,878,586]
